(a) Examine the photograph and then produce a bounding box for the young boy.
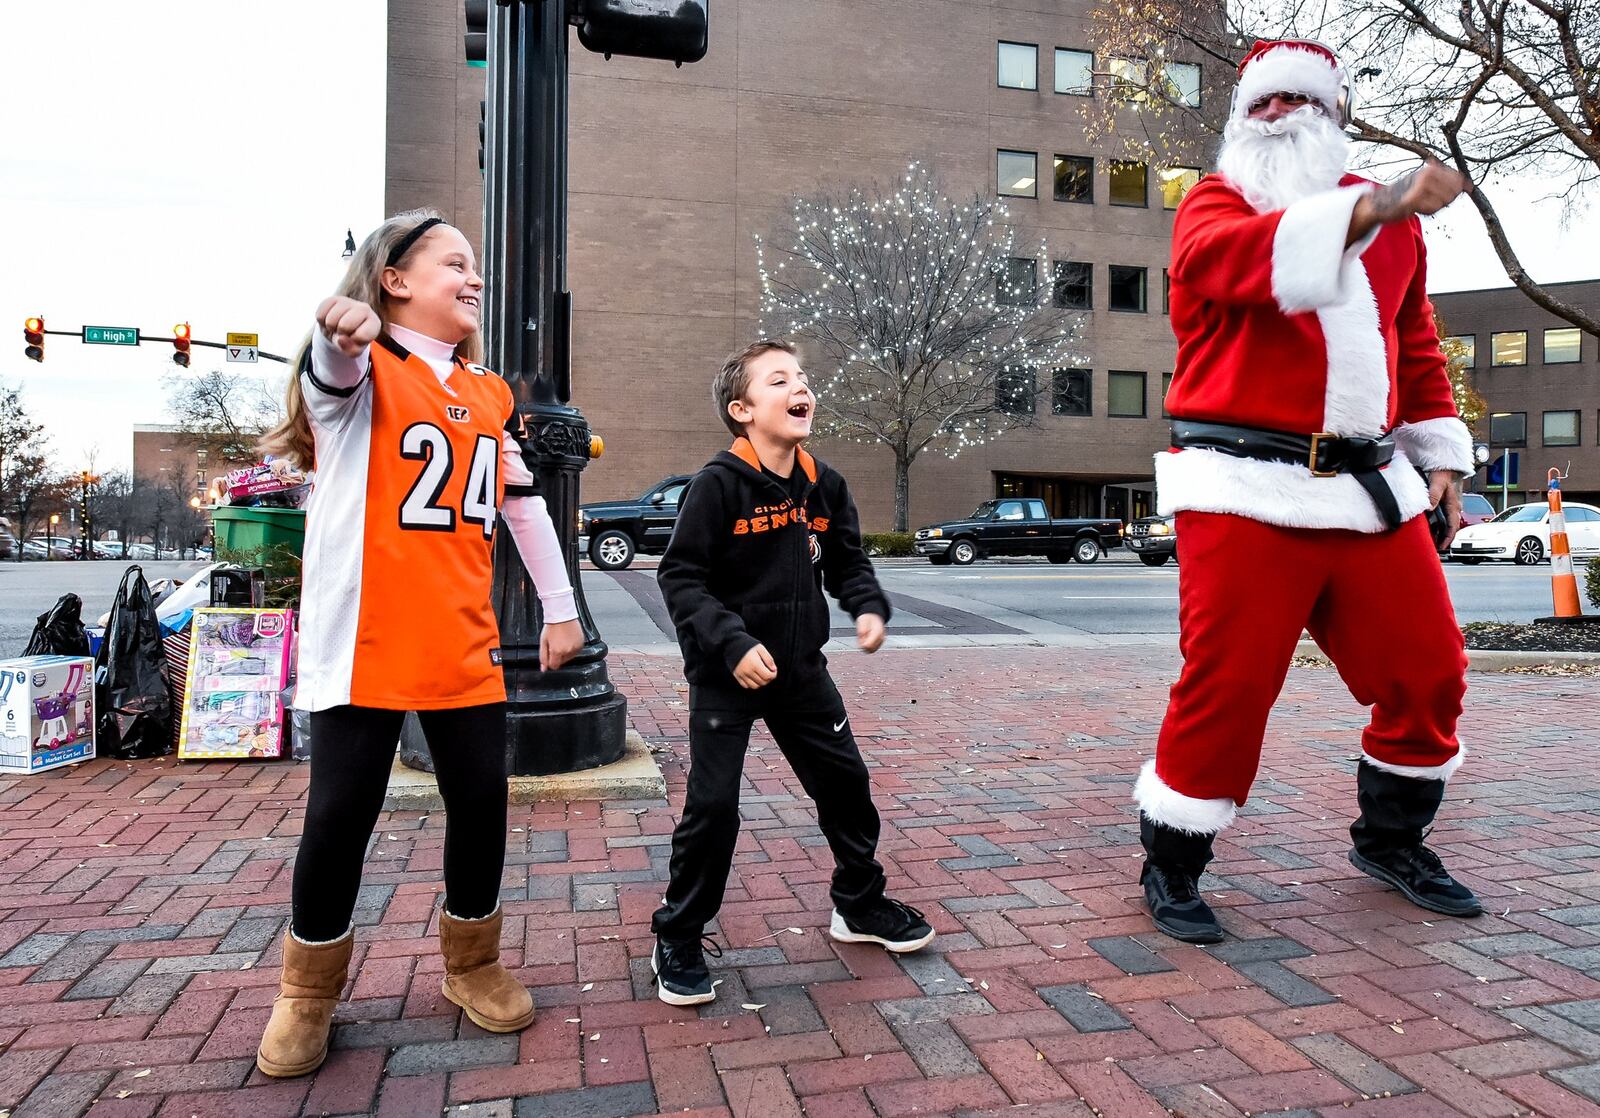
[651,339,935,1005]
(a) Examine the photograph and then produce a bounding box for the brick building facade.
[385,0,1222,529]
[1431,281,1600,508]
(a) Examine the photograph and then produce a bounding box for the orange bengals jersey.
[295,333,514,712]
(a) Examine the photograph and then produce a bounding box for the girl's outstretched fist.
[316,295,382,357]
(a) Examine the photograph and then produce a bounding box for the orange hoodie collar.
[729,437,817,483]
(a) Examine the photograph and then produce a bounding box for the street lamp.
[48,513,59,560]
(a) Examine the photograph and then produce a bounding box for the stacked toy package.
[177,609,294,760]
[0,656,97,774]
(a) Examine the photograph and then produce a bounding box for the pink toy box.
[0,655,96,775]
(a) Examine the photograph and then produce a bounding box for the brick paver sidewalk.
[3,649,1600,1118]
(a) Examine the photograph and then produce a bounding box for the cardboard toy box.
[0,655,97,775]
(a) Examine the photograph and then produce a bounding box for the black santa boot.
[1140,814,1225,944]
[1348,760,1481,917]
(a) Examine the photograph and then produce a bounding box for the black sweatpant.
[291,703,507,942]
[651,671,887,940]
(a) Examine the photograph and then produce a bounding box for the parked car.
[0,527,16,559]
[1449,501,1600,565]
[1124,515,1177,566]
[579,475,693,570]
[22,538,76,560]
[914,498,1123,565]
[1459,491,1496,529]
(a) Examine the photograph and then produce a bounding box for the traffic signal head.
[572,0,709,65]
[24,316,44,362]
[173,322,191,367]
[465,0,488,66]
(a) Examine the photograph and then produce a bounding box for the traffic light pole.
[478,0,628,774]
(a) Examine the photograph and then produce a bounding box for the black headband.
[386,217,446,267]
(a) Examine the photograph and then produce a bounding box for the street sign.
[226,346,259,364]
[226,332,259,346]
[83,326,139,346]
[1487,451,1520,486]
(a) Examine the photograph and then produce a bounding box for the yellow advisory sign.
[226,332,259,346]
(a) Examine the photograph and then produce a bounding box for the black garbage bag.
[94,566,173,759]
[23,593,91,657]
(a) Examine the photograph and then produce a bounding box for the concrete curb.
[383,729,666,811]
[1295,639,1600,672]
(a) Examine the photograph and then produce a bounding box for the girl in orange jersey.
[254,211,583,1078]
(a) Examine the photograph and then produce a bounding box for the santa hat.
[1232,39,1350,123]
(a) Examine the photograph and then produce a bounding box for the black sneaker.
[1349,846,1482,917]
[652,934,721,1006]
[1141,862,1224,944]
[829,898,935,953]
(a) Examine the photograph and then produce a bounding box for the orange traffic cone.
[1546,470,1583,618]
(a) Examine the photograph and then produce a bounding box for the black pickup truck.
[579,475,693,569]
[913,498,1123,565]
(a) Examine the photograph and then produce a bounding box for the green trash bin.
[211,506,307,559]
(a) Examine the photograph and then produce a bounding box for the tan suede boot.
[439,907,535,1032]
[256,927,354,1078]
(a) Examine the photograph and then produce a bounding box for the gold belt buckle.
[1308,432,1338,477]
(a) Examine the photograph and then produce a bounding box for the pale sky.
[2,5,1594,474]
[1,1,386,473]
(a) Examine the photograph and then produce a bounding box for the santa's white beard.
[1217,106,1351,212]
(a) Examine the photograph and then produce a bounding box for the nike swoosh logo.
[833,719,847,733]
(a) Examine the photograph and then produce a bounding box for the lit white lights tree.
[757,164,1087,532]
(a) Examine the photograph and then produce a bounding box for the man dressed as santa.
[1134,38,1482,943]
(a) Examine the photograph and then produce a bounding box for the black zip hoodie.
[658,438,891,687]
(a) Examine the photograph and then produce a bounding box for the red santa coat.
[1155,173,1474,532]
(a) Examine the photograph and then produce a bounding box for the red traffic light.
[23,315,45,362]
[173,322,191,367]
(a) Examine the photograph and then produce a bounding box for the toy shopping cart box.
[0,655,97,774]
[177,609,294,760]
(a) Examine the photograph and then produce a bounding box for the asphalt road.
[1,553,1585,660]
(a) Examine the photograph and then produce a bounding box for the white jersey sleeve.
[304,328,373,432]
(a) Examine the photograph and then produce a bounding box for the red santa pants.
[1140,511,1467,833]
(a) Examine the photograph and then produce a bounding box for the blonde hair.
[712,339,797,437]
[259,208,485,469]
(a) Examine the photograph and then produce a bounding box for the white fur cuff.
[1134,759,1237,835]
[1362,744,1465,782]
[290,923,354,947]
[1392,416,1473,477]
[1272,186,1371,314]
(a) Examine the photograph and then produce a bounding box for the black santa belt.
[1171,421,1402,530]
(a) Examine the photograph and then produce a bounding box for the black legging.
[291,703,507,942]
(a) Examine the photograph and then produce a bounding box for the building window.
[1489,411,1527,447]
[1055,48,1093,96]
[1051,260,1092,309]
[998,150,1037,198]
[1160,61,1202,107]
[997,368,1036,415]
[1159,166,1200,209]
[1544,410,1581,446]
[1107,56,1145,101]
[998,41,1038,90]
[997,257,1037,306]
[1162,268,1170,314]
[1445,334,1476,368]
[1108,265,1147,312]
[1053,154,1093,203]
[1108,371,1147,417]
[1109,160,1148,206]
[1161,372,1174,417]
[1545,327,1582,365]
[1491,331,1527,366]
[1052,369,1092,416]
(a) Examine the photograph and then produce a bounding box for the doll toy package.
[0,655,97,775]
[177,609,294,760]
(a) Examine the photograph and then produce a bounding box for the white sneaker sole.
[828,909,936,953]
[651,944,716,1006]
